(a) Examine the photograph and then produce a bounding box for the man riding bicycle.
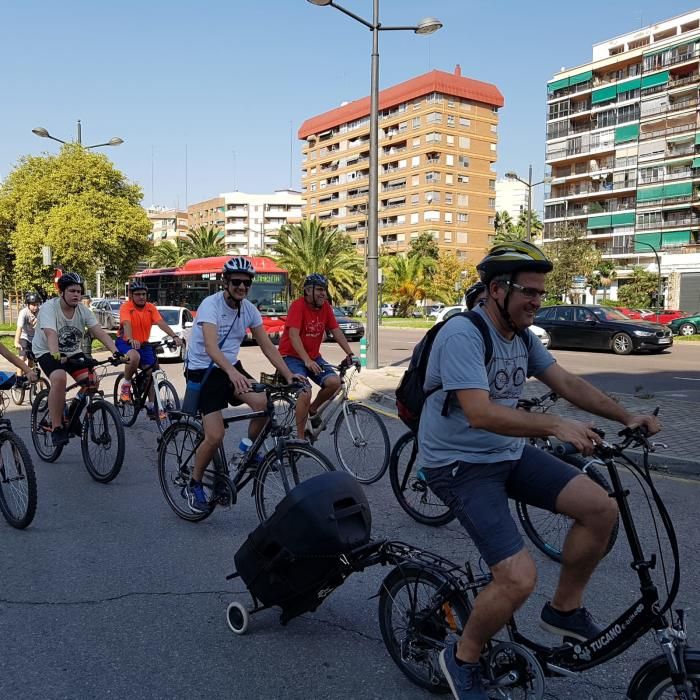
[184,256,303,514]
[417,241,661,699]
[116,280,182,419]
[14,292,41,382]
[32,272,123,447]
[279,273,356,439]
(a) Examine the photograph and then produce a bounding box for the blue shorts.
[115,338,156,368]
[423,444,582,567]
[283,355,337,387]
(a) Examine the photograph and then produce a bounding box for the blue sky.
[2,0,698,211]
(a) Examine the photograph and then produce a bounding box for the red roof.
[134,256,284,277]
[298,68,504,139]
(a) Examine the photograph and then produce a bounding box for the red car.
[614,307,647,320]
[640,310,687,325]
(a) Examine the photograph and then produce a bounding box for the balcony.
[640,122,696,141]
[668,73,699,90]
[382,182,406,192]
[637,216,700,230]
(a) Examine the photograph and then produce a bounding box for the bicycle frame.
[308,364,359,440]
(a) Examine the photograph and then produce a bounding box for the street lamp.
[32,120,124,150]
[306,0,442,370]
[505,166,548,242]
[634,239,664,318]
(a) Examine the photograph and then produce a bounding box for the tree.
[493,211,519,244]
[381,254,433,316]
[617,266,659,308]
[542,225,602,303]
[428,252,478,305]
[148,238,191,269]
[407,231,439,261]
[588,260,617,301]
[514,209,543,240]
[0,144,150,295]
[185,226,225,258]
[272,217,364,301]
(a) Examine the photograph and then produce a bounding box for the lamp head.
[108,137,124,146]
[306,0,332,5]
[32,127,50,138]
[415,17,443,35]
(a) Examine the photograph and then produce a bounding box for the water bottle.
[234,437,253,467]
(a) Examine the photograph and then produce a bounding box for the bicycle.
[157,381,336,523]
[378,415,700,699]
[112,339,180,434]
[30,354,127,483]
[300,359,390,485]
[10,350,50,406]
[0,376,37,528]
[388,391,620,562]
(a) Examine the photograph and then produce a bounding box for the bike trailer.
[232,471,372,624]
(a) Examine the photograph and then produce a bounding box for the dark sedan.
[326,308,364,342]
[534,305,673,355]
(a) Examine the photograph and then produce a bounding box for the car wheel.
[612,332,633,355]
[679,322,696,336]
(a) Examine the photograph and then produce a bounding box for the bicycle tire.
[81,399,125,483]
[254,443,335,522]
[30,389,63,463]
[333,402,390,484]
[378,564,471,694]
[157,420,221,523]
[30,378,50,405]
[154,379,180,434]
[112,372,139,427]
[389,432,454,527]
[629,652,700,698]
[10,380,25,406]
[0,431,38,529]
[515,460,620,563]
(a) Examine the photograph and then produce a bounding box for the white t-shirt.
[186,293,263,370]
[32,298,99,358]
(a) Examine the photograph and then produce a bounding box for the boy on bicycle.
[32,272,123,447]
[14,292,41,381]
[116,280,182,420]
[278,273,356,439]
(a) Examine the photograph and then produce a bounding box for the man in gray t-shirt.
[423,242,662,699]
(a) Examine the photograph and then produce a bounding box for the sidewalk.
[353,365,700,480]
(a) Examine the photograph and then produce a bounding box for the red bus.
[131,256,289,339]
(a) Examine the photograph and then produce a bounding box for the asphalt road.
[1,333,699,699]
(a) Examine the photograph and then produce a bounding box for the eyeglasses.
[506,281,547,300]
[226,277,252,288]
[132,291,147,297]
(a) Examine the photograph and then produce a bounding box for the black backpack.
[395,311,531,432]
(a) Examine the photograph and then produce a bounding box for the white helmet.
[222,256,255,279]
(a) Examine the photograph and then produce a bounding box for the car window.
[183,310,193,323]
[158,309,179,326]
[594,308,628,321]
[575,308,595,322]
[535,308,554,322]
[109,301,122,312]
[444,308,461,319]
[555,307,573,321]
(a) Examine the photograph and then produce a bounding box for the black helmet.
[465,281,486,310]
[25,292,41,305]
[303,273,328,289]
[130,279,148,293]
[477,241,553,284]
[57,272,85,293]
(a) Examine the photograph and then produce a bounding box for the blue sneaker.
[439,643,488,700]
[186,481,210,514]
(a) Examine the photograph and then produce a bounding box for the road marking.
[672,377,700,381]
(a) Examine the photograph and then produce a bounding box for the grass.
[675,334,700,342]
[353,316,433,329]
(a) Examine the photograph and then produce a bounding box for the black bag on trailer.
[233,471,372,624]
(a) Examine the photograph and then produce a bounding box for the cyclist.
[184,256,304,514]
[417,241,661,699]
[0,344,38,387]
[278,273,356,439]
[464,280,486,311]
[116,280,182,419]
[14,292,41,380]
[32,272,123,447]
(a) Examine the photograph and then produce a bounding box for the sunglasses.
[132,291,147,296]
[227,277,253,289]
[506,281,547,300]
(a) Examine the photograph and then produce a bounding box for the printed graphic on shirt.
[58,325,84,354]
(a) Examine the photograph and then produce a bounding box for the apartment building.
[544,10,700,308]
[495,178,529,222]
[298,66,503,262]
[187,197,225,234]
[146,207,188,243]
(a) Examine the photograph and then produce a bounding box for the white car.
[149,306,194,361]
[432,305,550,347]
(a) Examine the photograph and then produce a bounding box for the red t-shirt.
[279,298,339,360]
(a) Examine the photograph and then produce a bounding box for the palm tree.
[493,210,522,244]
[382,254,433,316]
[515,209,544,240]
[185,226,226,258]
[148,238,191,269]
[272,217,364,302]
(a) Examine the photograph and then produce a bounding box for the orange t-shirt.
[118,301,162,343]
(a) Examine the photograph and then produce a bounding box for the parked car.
[93,298,124,330]
[380,303,395,317]
[668,312,700,336]
[326,308,365,342]
[614,307,648,320]
[149,306,194,361]
[640,309,688,326]
[535,305,673,355]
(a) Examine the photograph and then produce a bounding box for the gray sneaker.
[439,643,488,700]
[540,602,604,642]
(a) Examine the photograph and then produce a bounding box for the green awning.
[592,85,617,104]
[635,233,662,252]
[695,133,700,145]
[615,123,639,144]
[547,77,569,93]
[644,39,698,57]
[662,230,691,247]
[663,181,693,198]
[637,186,664,202]
[616,77,641,93]
[569,70,593,86]
[587,215,612,229]
[692,157,700,168]
[610,212,636,226]
[641,71,670,89]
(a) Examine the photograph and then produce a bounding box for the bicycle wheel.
[112,372,138,427]
[389,432,454,527]
[333,402,390,484]
[0,431,37,529]
[378,564,471,693]
[10,379,25,406]
[254,443,335,522]
[81,399,125,483]
[515,460,619,563]
[630,652,700,698]
[157,420,220,522]
[30,389,63,462]
[154,379,180,434]
[29,378,50,405]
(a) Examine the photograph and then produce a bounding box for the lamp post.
[635,240,664,318]
[307,0,442,369]
[32,120,124,150]
[505,166,547,241]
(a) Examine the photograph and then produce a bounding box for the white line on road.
[672,377,700,381]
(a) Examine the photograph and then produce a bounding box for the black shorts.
[37,352,96,380]
[18,339,32,359]
[185,362,253,416]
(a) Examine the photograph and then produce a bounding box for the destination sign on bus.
[202,272,286,284]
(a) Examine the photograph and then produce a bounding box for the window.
[458,213,469,222]
[457,232,468,243]
[426,131,442,143]
[411,175,420,186]
[490,143,497,152]
[398,121,408,132]
[459,136,470,149]
[310,183,317,191]
[490,124,498,133]
[488,216,495,226]
[426,171,440,183]
[446,135,455,145]
[444,231,453,242]
[427,112,442,124]
[411,155,420,167]
[424,210,440,222]
[410,213,419,224]
[447,115,455,127]
[444,212,453,224]
[489,198,496,208]
[412,137,421,148]
[411,194,419,204]
[445,193,453,204]
[458,194,469,206]
[445,174,453,185]
[459,117,471,126]
[412,116,420,128]
[447,99,455,107]
[446,154,454,166]
[457,175,469,183]
[459,155,469,168]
